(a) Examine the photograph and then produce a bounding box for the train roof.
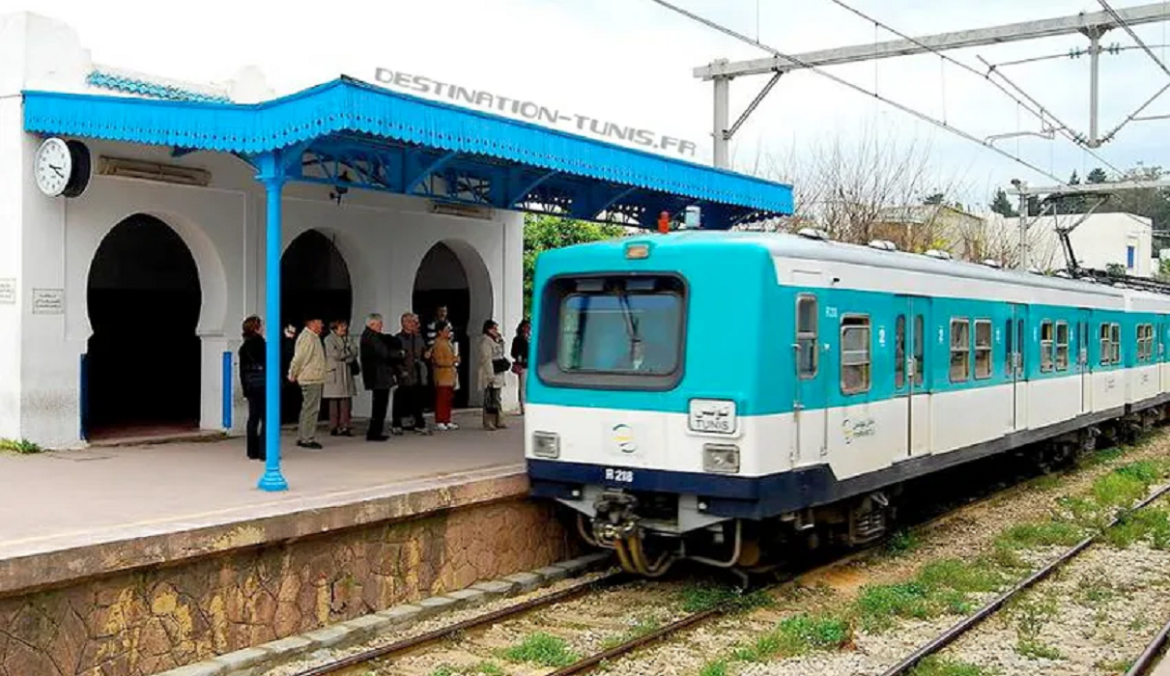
[610,230,1132,300]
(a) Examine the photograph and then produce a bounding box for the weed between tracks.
[497,632,579,668]
[692,441,1170,675]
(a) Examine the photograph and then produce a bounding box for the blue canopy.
[24,76,792,229]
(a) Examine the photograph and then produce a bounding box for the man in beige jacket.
[288,318,327,449]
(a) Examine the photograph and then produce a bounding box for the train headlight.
[688,399,737,434]
[532,431,560,459]
[703,444,740,474]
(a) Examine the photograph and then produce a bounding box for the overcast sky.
[5,0,1169,208]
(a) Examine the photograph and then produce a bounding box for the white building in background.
[987,212,1155,277]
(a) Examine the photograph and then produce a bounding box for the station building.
[0,13,791,452]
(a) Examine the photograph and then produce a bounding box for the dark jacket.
[360,327,404,391]
[239,335,266,395]
[396,331,428,387]
[511,334,529,368]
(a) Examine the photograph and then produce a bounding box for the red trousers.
[435,386,454,424]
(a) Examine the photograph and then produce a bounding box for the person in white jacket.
[478,319,509,431]
[288,318,327,449]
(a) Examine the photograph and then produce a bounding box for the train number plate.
[603,468,634,484]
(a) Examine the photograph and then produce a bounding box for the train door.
[1161,316,1169,393]
[893,295,930,459]
[1077,309,1092,414]
[1009,304,1028,431]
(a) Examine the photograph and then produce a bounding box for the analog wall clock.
[34,137,91,198]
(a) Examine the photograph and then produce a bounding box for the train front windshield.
[540,275,686,389]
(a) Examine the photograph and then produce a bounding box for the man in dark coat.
[359,313,403,441]
[393,312,430,435]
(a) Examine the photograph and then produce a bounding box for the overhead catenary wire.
[824,0,1122,175]
[1098,0,1170,78]
[648,0,1065,183]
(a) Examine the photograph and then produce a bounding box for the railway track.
[1125,615,1170,676]
[282,452,1070,676]
[879,481,1170,676]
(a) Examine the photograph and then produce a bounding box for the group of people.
[237,307,531,460]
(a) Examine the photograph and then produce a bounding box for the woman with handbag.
[324,319,359,437]
[239,315,266,461]
[510,319,530,415]
[478,319,509,431]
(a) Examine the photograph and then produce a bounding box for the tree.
[754,125,970,253]
[989,189,1018,217]
[523,214,626,315]
[1087,167,1108,184]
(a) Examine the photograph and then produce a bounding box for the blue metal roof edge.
[23,76,793,214]
[85,70,232,104]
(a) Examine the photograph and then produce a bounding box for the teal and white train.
[524,230,1170,576]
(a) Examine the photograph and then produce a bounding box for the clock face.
[35,138,73,197]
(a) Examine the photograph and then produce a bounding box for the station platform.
[0,411,579,676]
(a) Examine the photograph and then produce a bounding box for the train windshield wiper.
[616,288,643,370]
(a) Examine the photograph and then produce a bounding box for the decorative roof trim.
[24,76,792,215]
[86,68,232,104]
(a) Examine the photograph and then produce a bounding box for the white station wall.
[3,137,524,449]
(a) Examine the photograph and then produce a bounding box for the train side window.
[949,318,970,383]
[1137,323,1154,362]
[974,319,992,379]
[840,315,871,395]
[1004,319,1014,376]
[1100,324,1113,366]
[1111,323,1121,364]
[1040,321,1054,373]
[895,314,906,388]
[796,295,818,378]
[913,315,924,386]
[1055,321,1069,371]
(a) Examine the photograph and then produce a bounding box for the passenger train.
[523,230,1170,576]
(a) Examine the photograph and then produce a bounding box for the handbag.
[492,358,511,374]
[349,360,361,377]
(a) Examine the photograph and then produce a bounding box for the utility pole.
[694,2,1170,165]
[713,71,730,169]
[1015,181,1029,270]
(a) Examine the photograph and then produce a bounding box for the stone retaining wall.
[0,496,576,676]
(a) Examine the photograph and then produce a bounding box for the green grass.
[910,656,996,676]
[885,529,922,555]
[995,521,1084,549]
[853,559,1004,632]
[0,438,43,454]
[1075,575,1121,607]
[731,612,851,662]
[1016,640,1064,661]
[697,660,729,676]
[678,583,773,613]
[498,633,578,668]
[1106,507,1170,549]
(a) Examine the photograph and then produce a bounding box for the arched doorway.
[412,241,492,409]
[280,230,353,424]
[86,214,202,439]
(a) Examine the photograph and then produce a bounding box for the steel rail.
[1124,614,1170,676]
[288,571,627,676]
[880,481,1170,676]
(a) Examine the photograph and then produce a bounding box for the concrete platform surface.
[0,411,526,591]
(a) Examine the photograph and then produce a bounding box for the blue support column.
[257,152,289,492]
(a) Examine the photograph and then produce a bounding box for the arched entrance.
[280,229,353,423]
[85,214,202,439]
[412,241,493,409]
